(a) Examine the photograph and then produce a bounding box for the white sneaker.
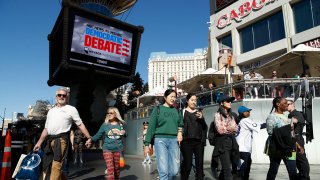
[148,159,152,164]
[142,159,147,164]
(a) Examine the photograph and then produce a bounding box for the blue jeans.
[154,137,180,180]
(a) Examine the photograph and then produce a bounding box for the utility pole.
[1,108,6,136]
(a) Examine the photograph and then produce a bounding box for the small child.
[142,121,152,164]
[235,106,266,180]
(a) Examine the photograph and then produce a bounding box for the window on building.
[240,26,254,53]
[269,12,286,42]
[240,11,285,53]
[293,0,320,33]
[218,34,233,49]
[253,18,269,49]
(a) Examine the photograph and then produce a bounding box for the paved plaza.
[68,150,320,180]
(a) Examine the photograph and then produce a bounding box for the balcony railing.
[124,77,320,120]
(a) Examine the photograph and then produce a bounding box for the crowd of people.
[195,70,313,107]
[29,87,311,180]
[141,89,310,180]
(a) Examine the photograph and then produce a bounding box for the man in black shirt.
[287,100,310,180]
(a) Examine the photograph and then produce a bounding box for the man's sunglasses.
[57,94,67,98]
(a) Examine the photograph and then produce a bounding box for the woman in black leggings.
[180,93,208,180]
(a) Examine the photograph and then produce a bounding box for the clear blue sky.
[0,0,210,119]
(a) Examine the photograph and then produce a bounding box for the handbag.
[14,150,43,180]
[119,151,125,168]
[12,154,27,178]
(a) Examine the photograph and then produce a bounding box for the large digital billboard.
[48,2,144,86]
[70,15,135,74]
[71,15,132,66]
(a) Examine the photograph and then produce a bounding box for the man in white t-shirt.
[33,88,91,180]
[235,106,266,180]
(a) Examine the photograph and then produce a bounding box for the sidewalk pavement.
[68,150,320,180]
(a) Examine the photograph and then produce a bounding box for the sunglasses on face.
[57,94,67,98]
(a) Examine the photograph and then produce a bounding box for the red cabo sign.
[217,0,276,29]
[305,38,320,48]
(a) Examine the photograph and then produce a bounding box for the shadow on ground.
[120,175,138,180]
[83,175,105,180]
[69,167,96,179]
[121,164,131,171]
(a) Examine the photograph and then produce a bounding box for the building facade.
[148,48,208,91]
[206,0,320,164]
[209,0,320,75]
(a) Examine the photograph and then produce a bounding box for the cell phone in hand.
[196,107,203,112]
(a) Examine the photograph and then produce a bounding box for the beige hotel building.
[148,48,208,91]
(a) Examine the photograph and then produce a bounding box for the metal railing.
[124,77,320,120]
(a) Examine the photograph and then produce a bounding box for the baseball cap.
[238,106,252,113]
[219,95,235,103]
[143,121,149,125]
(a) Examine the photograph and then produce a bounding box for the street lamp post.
[168,75,177,94]
[0,108,6,157]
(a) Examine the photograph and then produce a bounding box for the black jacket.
[288,109,305,136]
[183,110,208,143]
[271,124,295,157]
[43,132,71,171]
[212,135,239,166]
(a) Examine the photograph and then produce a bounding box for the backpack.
[208,121,217,146]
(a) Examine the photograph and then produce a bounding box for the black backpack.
[208,121,217,146]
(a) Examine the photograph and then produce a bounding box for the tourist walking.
[141,121,152,164]
[265,97,303,180]
[86,107,126,180]
[287,100,310,180]
[180,93,208,180]
[73,128,85,166]
[212,95,239,180]
[235,106,266,180]
[33,87,91,180]
[143,89,183,180]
